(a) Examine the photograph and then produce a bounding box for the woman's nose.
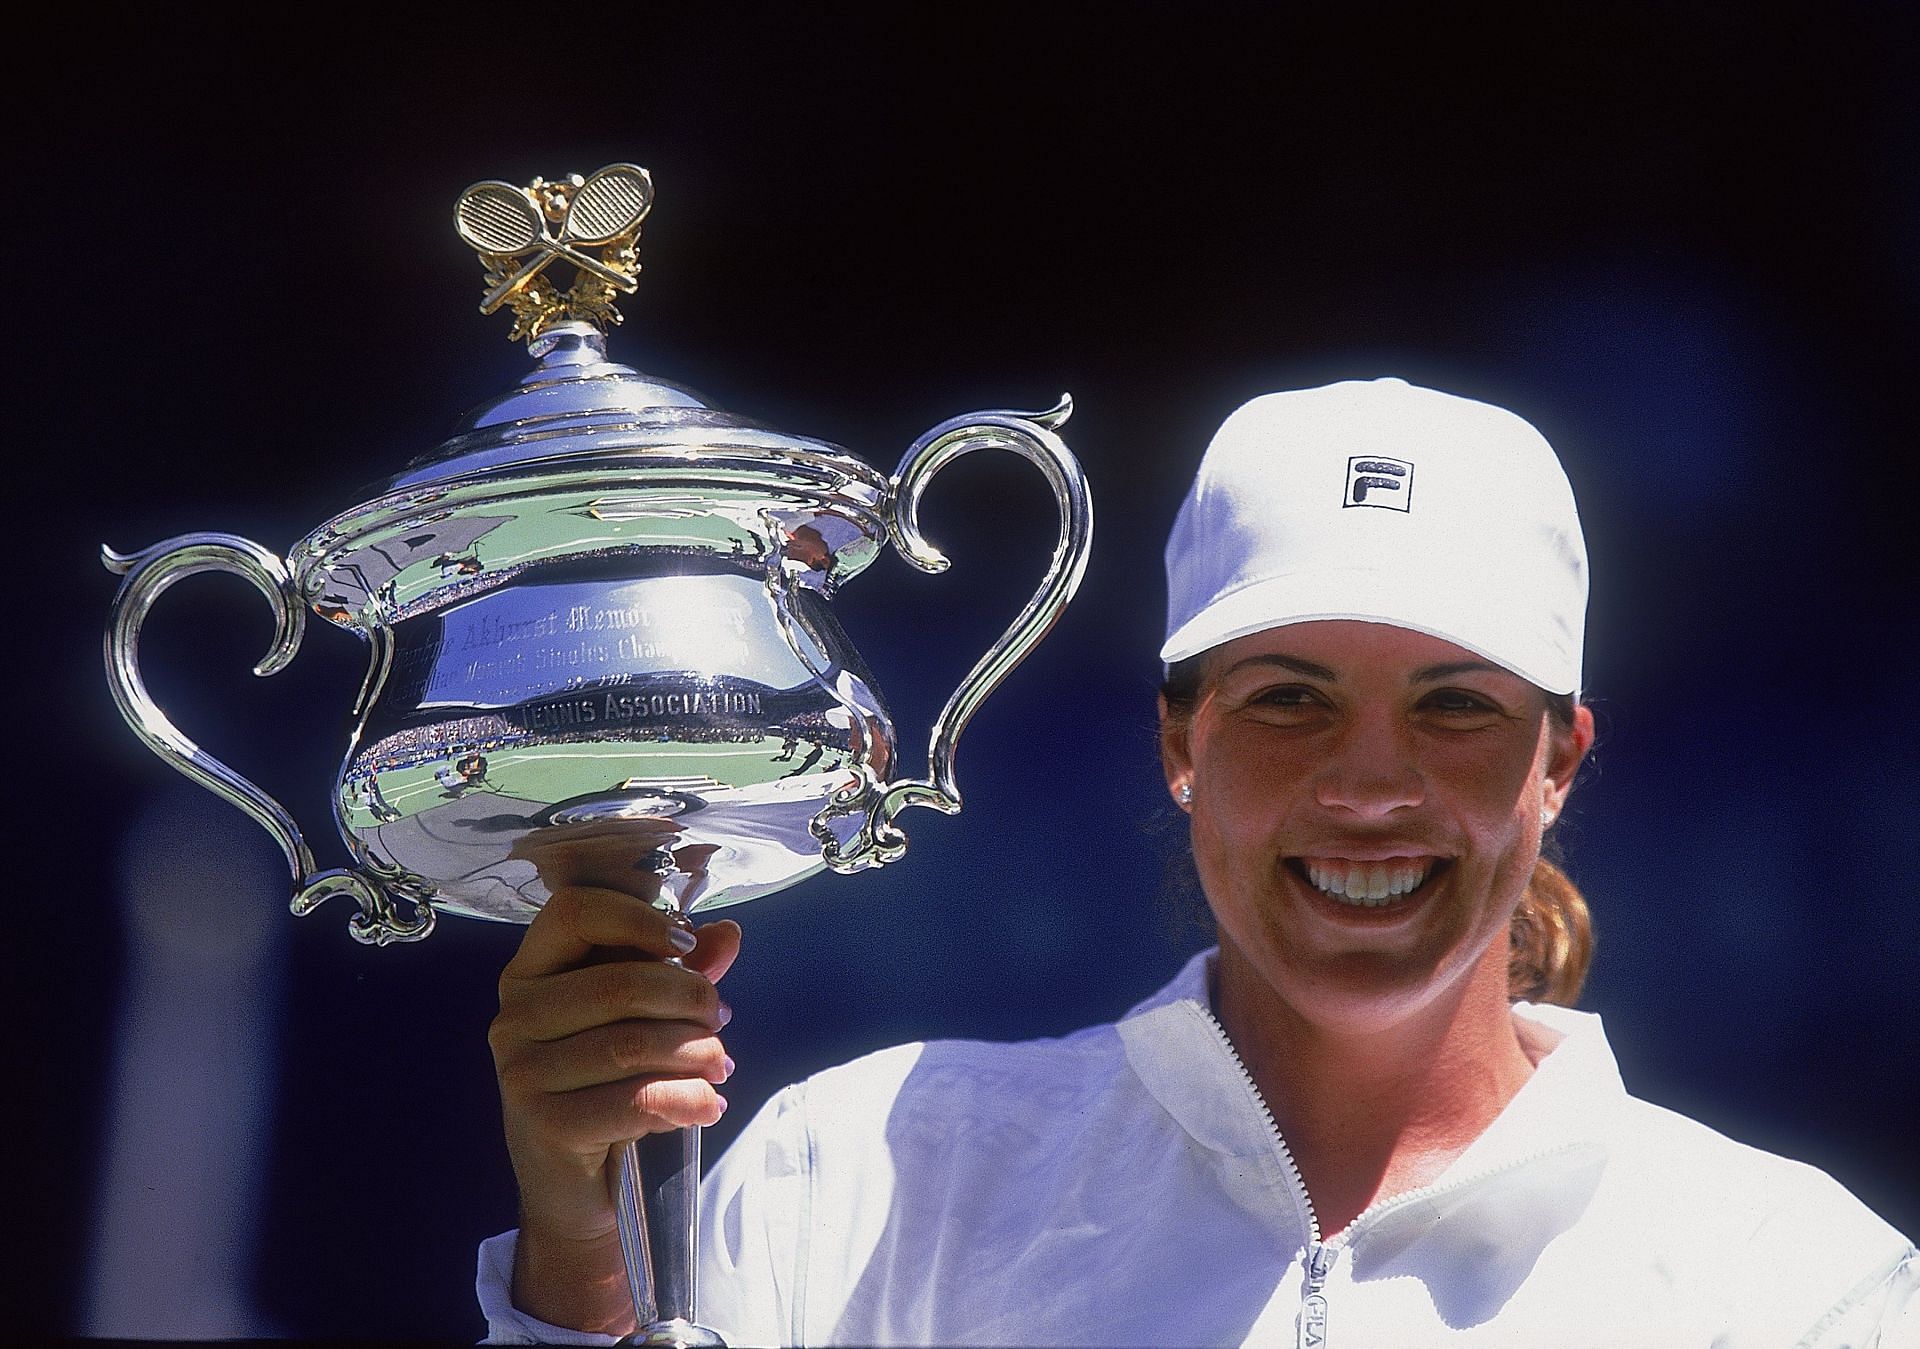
[1313,715,1424,818]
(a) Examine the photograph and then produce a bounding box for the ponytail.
[1508,857,1592,1005]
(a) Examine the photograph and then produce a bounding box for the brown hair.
[1160,661,1595,1007]
[1509,854,1591,1005]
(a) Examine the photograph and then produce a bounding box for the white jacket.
[479,950,1917,1346]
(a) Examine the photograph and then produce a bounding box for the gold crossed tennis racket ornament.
[455,164,654,341]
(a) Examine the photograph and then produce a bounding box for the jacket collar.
[1118,949,1623,1301]
[1118,947,1630,1182]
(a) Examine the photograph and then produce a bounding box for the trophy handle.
[815,396,1092,872]
[102,533,434,945]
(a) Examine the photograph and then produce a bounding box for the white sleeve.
[474,1228,620,1346]
[473,1085,813,1347]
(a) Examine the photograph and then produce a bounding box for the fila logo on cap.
[1344,456,1413,511]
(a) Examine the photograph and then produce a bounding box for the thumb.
[684,919,742,983]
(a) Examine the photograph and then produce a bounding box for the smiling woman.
[477,379,1917,1347]
[1161,653,1594,1008]
[1160,624,1594,1001]
[1156,618,1596,1237]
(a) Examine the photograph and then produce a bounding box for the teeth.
[1303,858,1436,907]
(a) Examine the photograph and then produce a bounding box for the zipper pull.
[1298,1243,1333,1348]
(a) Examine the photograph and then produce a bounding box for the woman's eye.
[1422,689,1500,717]
[1250,684,1322,710]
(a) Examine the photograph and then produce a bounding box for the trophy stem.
[612,882,725,1349]
[614,1127,725,1347]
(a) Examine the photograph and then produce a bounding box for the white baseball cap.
[1161,378,1588,695]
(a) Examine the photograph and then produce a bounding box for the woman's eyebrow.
[1222,653,1339,681]
[1222,655,1509,682]
[1412,660,1506,682]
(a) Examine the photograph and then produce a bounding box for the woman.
[478,379,1916,1345]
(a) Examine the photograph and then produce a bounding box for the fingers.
[492,960,737,1147]
[497,956,731,1044]
[512,1070,730,1148]
[493,885,747,1177]
[505,885,702,979]
[683,918,741,984]
[497,1018,731,1097]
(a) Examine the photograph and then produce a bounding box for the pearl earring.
[1178,782,1193,807]
[1540,805,1554,827]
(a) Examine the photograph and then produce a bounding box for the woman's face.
[1161,620,1592,1034]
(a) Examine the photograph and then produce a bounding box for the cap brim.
[1160,568,1578,695]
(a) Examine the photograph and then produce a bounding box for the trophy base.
[621,1317,726,1347]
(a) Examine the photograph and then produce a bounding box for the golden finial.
[454,164,654,343]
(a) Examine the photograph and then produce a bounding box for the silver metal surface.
[614,1097,721,1346]
[105,319,1090,938]
[813,394,1090,872]
[102,534,313,883]
[102,211,1093,1344]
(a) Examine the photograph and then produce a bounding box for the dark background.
[15,6,1918,1338]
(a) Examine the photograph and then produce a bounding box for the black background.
[16,6,1919,1338]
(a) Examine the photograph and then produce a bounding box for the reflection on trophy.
[102,164,1092,1346]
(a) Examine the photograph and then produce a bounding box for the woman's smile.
[1289,855,1450,909]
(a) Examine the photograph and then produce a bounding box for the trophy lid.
[291,166,890,626]
[379,320,875,491]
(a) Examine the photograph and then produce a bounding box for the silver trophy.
[102,164,1092,1347]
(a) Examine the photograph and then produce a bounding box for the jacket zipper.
[1197,1008,1331,1348]
[1299,1242,1332,1348]
[1198,1007,1579,1349]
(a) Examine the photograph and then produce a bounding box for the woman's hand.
[489,823,742,1333]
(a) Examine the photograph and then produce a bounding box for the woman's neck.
[1211,937,1536,1238]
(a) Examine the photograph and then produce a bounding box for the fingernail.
[722,1055,736,1082]
[666,926,698,955]
[716,1000,733,1029]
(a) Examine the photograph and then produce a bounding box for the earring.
[1178,782,1193,807]
[1539,805,1554,827]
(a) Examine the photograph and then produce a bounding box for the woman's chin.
[1217,912,1508,1039]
